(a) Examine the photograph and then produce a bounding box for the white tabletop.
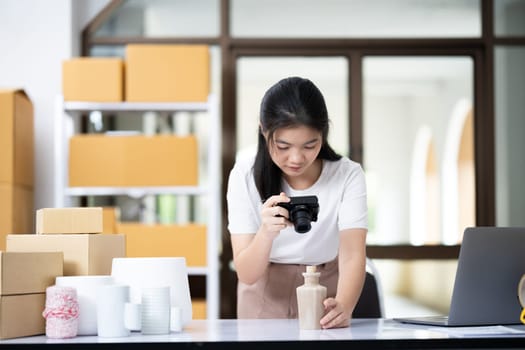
[2,319,525,348]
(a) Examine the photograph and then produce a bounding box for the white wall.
[0,0,109,210]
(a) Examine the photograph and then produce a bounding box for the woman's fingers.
[260,193,292,237]
[265,192,290,208]
[263,193,290,219]
[320,298,351,329]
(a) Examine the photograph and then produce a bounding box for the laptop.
[394,227,525,327]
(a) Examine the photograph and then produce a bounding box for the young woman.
[226,77,368,329]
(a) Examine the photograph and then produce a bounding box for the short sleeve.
[226,159,261,235]
[338,164,368,231]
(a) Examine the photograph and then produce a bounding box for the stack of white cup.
[141,286,171,335]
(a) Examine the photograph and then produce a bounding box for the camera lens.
[291,206,313,233]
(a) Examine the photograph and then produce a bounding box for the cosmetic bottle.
[296,265,327,330]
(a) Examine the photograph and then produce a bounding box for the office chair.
[352,258,385,318]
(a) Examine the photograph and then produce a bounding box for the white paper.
[428,325,525,337]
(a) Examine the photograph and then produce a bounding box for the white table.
[2,319,525,349]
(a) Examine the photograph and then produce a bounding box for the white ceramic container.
[111,257,192,327]
[55,275,115,335]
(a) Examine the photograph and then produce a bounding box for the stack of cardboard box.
[1,207,124,339]
[7,207,125,276]
[0,251,63,339]
[63,45,206,188]
[0,89,34,251]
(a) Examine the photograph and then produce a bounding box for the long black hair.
[253,77,341,200]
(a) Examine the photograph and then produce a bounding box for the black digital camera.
[277,195,319,233]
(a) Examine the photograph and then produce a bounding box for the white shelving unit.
[54,94,221,320]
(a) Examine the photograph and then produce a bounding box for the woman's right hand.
[259,192,291,240]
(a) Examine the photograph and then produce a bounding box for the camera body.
[277,195,319,233]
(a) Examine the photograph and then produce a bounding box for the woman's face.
[266,125,323,178]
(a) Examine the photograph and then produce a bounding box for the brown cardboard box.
[69,135,198,187]
[0,293,45,339]
[0,184,33,251]
[117,223,206,266]
[102,207,120,234]
[6,233,125,276]
[36,207,103,234]
[125,44,210,102]
[192,298,206,319]
[0,89,34,188]
[62,58,124,102]
[0,252,63,295]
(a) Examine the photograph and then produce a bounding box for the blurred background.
[1,0,524,319]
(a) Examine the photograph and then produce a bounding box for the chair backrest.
[352,258,384,318]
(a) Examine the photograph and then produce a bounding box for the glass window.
[363,56,475,245]
[495,47,525,226]
[94,0,219,38]
[236,57,349,158]
[231,0,481,38]
[494,0,525,37]
[373,259,457,317]
[89,45,126,58]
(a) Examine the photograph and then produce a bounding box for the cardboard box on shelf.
[6,233,125,276]
[0,252,63,295]
[0,293,46,339]
[125,44,210,102]
[117,223,206,266]
[69,134,198,187]
[192,298,206,319]
[102,207,120,234]
[0,89,34,188]
[36,207,103,234]
[62,57,124,102]
[0,184,33,251]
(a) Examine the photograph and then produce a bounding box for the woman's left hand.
[319,297,351,329]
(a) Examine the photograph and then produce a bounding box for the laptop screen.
[448,227,525,326]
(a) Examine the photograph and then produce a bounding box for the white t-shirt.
[226,152,368,265]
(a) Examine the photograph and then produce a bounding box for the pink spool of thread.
[42,285,80,339]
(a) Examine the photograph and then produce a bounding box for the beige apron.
[237,258,338,319]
